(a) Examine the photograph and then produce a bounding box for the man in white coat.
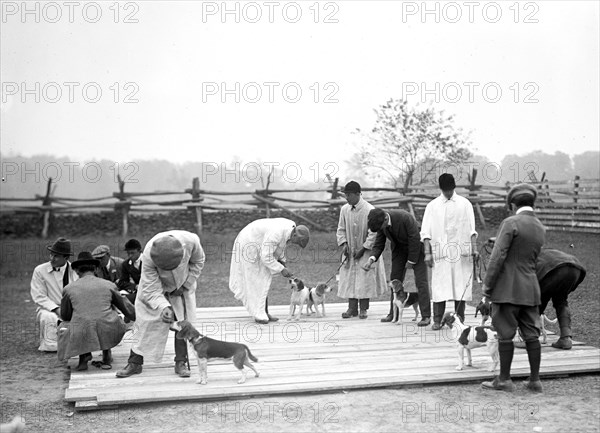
[116,230,205,378]
[229,218,310,324]
[420,173,478,330]
[337,181,387,319]
[30,237,78,351]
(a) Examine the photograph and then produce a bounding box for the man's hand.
[160,306,175,323]
[281,268,293,278]
[354,247,367,260]
[341,243,349,258]
[481,285,492,300]
[481,295,491,310]
[362,257,375,271]
[424,253,434,268]
[52,307,61,319]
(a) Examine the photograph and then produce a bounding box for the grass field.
[0,227,598,432]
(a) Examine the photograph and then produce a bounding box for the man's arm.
[405,213,422,265]
[116,262,136,293]
[183,234,205,289]
[30,267,59,312]
[482,219,516,296]
[137,258,171,312]
[60,291,73,321]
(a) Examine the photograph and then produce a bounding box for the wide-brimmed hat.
[72,251,100,269]
[92,245,110,258]
[506,183,537,206]
[150,235,184,270]
[47,237,73,256]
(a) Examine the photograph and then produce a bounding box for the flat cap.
[92,245,111,258]
[506,183,537,206]
[150,235,184,270]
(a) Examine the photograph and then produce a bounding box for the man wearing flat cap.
[337,181,386,319]
[420,173,478,329]
[481,183,546,392]
[30,237,79,351]
[116,230,205,378]
[229,218,310,324]
[92,245,124,283]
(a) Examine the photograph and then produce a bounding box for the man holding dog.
[337,181,387,319]
[421,173,478,329]
[481,183,546,392]
[363,208,432,326]
[116,230,205,378]
[229,219,310,324]
[30,237,78,351]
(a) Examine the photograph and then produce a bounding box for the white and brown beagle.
[441,312,499,372]
[306,283,332,317]
[171,320,259,385]
[389,279,419,324]
[288,278,309,321]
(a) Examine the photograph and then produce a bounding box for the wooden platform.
[65,302,600,411]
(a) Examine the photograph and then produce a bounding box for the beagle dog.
[389,279,419,324]
[441,312,499,372]
[288,278,309,321]
[171,320,259,385]
[306,283,332,317]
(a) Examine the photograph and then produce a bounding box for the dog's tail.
[542,314,558,325]
[246,347,258,362]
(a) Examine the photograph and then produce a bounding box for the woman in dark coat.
[58,252,136,371]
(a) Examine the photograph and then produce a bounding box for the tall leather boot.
[552,303,573,349]
[381,292,394,322]
[174,332,191,378]
[432,302,445,330]
[359,298,370,319]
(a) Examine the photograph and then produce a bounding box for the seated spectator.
[30,237,78,352]
[92,245,124,283]
[58,251,135,371]
[117,239,143,304]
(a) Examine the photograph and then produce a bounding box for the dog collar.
[190,335,203,345]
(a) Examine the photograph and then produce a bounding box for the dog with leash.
[388,279,419,323]
[288,278,310,321]
[171,320,259,385]
[441,312,499,372]
[306,283,332,317]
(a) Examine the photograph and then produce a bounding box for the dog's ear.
[390,279,403,292]
[296,279,304,290]
[441,312,453,327]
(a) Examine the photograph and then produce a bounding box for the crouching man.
[116,230,205,378]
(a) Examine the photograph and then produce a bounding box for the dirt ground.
[1,230,599,432]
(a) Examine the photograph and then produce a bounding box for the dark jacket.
[371,209,422,265]
[483,211,546,306]
[117,258,142,294]
[95,256,124,283]
[537,248,586,288]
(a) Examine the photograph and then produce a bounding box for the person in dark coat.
[117,238,143,304]
[363,208,432,326]
[92,245,124,283]
[536,248,586,349]
[58,252,136,371]
[481,183,546,393]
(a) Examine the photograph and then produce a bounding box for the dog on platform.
[171,320,259,385]
[288,278,309,321]
[441,312,499,372]
[306,283,332,317]
[389,279,419,324]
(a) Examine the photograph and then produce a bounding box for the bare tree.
[354,99,472,192]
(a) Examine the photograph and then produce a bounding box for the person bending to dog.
[58,251,135,371]
[421,173,478,330]
[116,230,205,378]
[30,237,79,352]
[337,181,387,319]
[364,207,432,326]
[229,219,310,324]
[481,183,546,392]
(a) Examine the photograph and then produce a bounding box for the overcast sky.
[1,1,598,181]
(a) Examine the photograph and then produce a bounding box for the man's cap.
[506,183,537,206]
[92,245,111,258]
[367,208,387,232]
[124,239,142,250]
[150,235,184,270]
[294,225,310,248]
[438,173,456,191]
[47,237,73,256]
[343,181,361,194]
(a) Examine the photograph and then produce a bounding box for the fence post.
[41,177,53,239]
[114,175,131,237]
[186,177,204,237]
[574,175,580,208]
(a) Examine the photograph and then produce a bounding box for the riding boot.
[454,300,466,323]
[342,298,358,318]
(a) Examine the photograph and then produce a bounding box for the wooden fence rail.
[1,173,599,237]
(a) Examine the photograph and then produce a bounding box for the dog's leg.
[540,314,548,344]
[294,304,302,321]
[488,342,499,372]
[397,303,405,325]
[465,348,473,367]
[392,303,398,323]
[198,357,208,385]
[287,305,294,321]
[321,303,326,317]
[456,346,464,370]
[243,352,259,378]
[413,305,419,322]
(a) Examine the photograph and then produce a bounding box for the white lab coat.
[229,218,296,321]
